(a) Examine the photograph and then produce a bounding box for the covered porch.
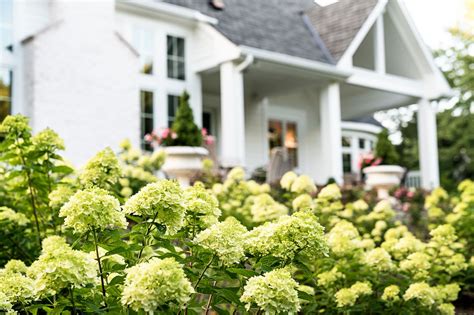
[197,48,441,189]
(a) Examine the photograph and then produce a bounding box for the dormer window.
[167,36,185,80]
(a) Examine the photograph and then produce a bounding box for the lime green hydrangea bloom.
[352,199,369,212]
[28,236,97,298]
[32,127,65,152]
[335,281,372,307]
[194,217,247,266]
[184,182,221,230]
[123,180,185,235]
[79,147,121,189]
[48,185,75,211]
[59,188,127,234]
[240,268,301,314]
[318,183,341,200]
[434,284,460,303]
[382,285,400,302]
[227,167,245,181]
[438,303,455,315]
[250,193,288,223]
[0,114,31,139]
[280,171,298,190]
[121,257,194,312]
[326,220,361,256]
[317,267,345,287]
[0,260,34,308]
[399,252,431,280]
[290,175,317,194]
[245,211,328,261]
[0,207,29,226]
[292,194,313,211]
[403,282,436,306]
[363,248,392,271]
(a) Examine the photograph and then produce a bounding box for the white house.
[0,0,450,189]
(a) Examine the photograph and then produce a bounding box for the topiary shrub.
[375,129,399,165]
[169,91,202,147]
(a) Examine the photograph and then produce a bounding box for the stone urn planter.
[363,165,405,199]
[162,146,208,186]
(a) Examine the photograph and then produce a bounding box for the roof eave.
[239,45,352,81]
[116,0,218,25]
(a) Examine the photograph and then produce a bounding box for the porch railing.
[405,170,421,188]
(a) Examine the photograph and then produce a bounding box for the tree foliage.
[170,91,203,147]
[375,129,399,165]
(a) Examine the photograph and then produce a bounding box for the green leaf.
[226,268,259,278]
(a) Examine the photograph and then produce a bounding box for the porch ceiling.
[340,83,418,119]
[202,59,333,98]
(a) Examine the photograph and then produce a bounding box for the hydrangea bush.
[0,115,471,314]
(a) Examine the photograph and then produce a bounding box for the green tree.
[396,29,473,190]
[375,129,399,165]
[171,91,203,147]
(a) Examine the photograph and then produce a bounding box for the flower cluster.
[59,188,127,234]
[335,281,372,307]
[184,182,221,230]
[241,268,301,314]
[245,211,328,261]
[121,258,194,312]
[0,260,34,312]
[249,193,288,223]
[280,172,317,194]
[28,236,97,298]
[194,217,247,266]
[0,207,29,227]
[79,147,121,189]
[123,180,185,235]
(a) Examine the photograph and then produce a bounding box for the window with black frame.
[167,36,185,80]
[167,95,180,127]
[140,91,154,151]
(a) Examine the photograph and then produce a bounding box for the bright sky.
[402,0,467,48]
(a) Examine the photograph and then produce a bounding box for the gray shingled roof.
[348,115,383,127]
[162,0,334,63]
[162,0,379,64]
[306,0,378,61]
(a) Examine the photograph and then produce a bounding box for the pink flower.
[171,132,178,139]
[205,135,215,145]
[161,128,171,138]
[407,191,415,198]
[201,128,208,137]
[144,134,153,142]
[402,203,410,212]
[372,158,383,166]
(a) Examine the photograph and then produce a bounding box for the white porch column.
[417,98,440,189]
[319,82,343,184]
[220,61,245,167]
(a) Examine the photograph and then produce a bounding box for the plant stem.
[138,211,159,260]
[16,139,41,246]
[204,281,217,315]
[92,228,108,308]
[194,254,216,290]
[70,287,76,315]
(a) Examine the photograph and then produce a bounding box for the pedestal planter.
[363,165,405,199]
[162,146,208,186]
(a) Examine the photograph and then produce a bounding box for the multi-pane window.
[133,27,154,75]
[167,36,185,80]
[341,136,351,147]
[140,91,154,151]
[268,119,299,168]
[359,138,365,149]
[342,153,352,173]
[0,0,13,52]
[167,94,179,127]
[0,68,12,123]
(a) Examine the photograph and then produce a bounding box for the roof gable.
[306,0,379,61]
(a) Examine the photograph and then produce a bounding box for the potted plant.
[363,129,404,199]
[146,91,214,186]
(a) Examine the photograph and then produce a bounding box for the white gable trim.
[388,0,451,97]
[338,0,388,67]
[338,0,451,99]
